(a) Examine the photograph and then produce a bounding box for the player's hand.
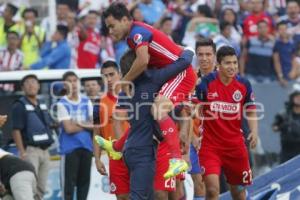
[0,115,7,127]
[247,131,258,149]
[95,159,108,176]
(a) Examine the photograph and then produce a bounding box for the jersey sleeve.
[127,26,153,50]
[243,78,256,109]
[196,78,208,102]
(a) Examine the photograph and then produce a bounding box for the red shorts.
[109,159,130,195]
[199,145,252,186]
[154,141,176,192]
[159,66,197,104]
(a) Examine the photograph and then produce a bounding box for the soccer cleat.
[94,135,122,160]
[163,158,189,179]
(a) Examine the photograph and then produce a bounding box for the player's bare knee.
[206,186,219,199]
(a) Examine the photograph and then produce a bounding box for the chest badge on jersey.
[233,90,242,102]
[133,33,143,45]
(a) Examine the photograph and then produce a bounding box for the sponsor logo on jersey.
[210,101,240,113]
[233,90,243,102]
[133,34,143,45]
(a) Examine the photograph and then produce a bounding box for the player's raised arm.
[123,45,150,82]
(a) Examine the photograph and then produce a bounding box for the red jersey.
[127,21,183,68]
[196,72,256,149]
[77,28,101,69]
[243,12,273,38]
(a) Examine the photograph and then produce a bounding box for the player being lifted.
[100,2,197,178]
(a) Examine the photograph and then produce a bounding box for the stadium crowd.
[0,0,300,200]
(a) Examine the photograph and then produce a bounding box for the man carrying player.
[103,2,197,178]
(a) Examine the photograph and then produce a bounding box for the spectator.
[273,21,295,86]
[213,21,241,56]
[20,8,45,70]
[31,25,71,69]
[0,31,23,92]
[214,0,240,15]
[273,90,300,163]
[0,31,23,71]
[56,71,93,200]
[77,10,101,69]
[240,20,275,83]
[243,0,273,39]
[219,7,242,45]
[11,74,54,200]
[67,11,80,69]
[130,5,145,22]
[41,2,70,41]
[138,0,166,25]
[0,3,21,48]
[83,79,101,103]
[289,43,300,80]
[277,0,300,44]
[0,148,37,200]
[183,4,218,47]
[159,16,173,39]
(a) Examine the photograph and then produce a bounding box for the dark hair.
[101,60,119,72]
[62,71,78,81]
[88,10,99,16]
[160,16,172,27]
[276,21,287,29]
[220,8,237,26]
[21,74,39,86]
[6,31,19,38]
[216,46,236,63]
[56,25,69,39]
[120,50,136,76]
[197,4,214,18]
[195,38,216,53]
[103,2,131,20]
[219,21,231,32]
[6,3,18,16]
[22,8,38,18]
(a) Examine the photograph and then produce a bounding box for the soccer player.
[103,3,197,177]
[189,38,217,200]
[96,49,194,199]
[93,61,130,200]
[196,46,258,200]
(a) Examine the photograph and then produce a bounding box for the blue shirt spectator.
[31,25,71,69]
[138,0,166,25]
[273,39,295,80]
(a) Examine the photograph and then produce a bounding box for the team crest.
[233,90,242,102]
[133,33,143,45]
[250,92,255,101]
[110,182,117,192]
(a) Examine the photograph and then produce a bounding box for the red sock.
[157,116,181,158]
[113,128,130,152]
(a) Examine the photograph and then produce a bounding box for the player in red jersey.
[196,46,258,200]
[103,3,197,178]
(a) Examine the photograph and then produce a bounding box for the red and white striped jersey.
[126,21,183,68]
[0,48,23,71]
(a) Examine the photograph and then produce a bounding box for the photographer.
[273,90,300,163]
